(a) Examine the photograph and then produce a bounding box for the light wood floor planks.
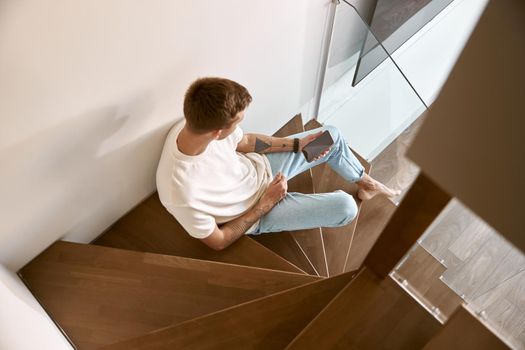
[393,244,463,321]
[418,199,525,349]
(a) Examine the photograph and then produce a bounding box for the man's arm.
[236,131,327,155]
[236,134,294,154]
[200,173,287,250]
[200,200,271,251]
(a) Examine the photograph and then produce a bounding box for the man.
[156,77,400,251]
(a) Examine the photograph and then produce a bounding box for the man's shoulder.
[158,176,194,209]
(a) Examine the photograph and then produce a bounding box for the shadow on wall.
[0,94,177,272]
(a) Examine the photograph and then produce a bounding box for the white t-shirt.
[156,119,272,238]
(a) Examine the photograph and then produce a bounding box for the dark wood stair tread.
[344,194,397,272]
[93,192,304,274]
[19,241,320,350]
[251,231,319,276]
[423,306,509,350]
[392,244,463,321]
[98,270,356,350]
[286,268,441,350]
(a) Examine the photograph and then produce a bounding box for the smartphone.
[302,130,334,162]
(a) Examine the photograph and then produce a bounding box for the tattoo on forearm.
[226,219,255,241]
[251,135,293,154]
[222,205,270,247]
[222,217,255,247]
[255,138,271,153]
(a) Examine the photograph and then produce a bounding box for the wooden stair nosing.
[288,166,329,277]
[98,270,357,350]
[20,241,322,350]
[291,232,322,276]
[92,193,305,275]
[392,244,463,321]
[343,194,397,272]
[251,232,319,276]
[285,267,441,350]
[23,241,320,280]
[364,172,451,279]
[244,236,311,274]
[285,169,329,277]
[248,113,327,277]
[276,113,329,277]
[305,118,372,276]
[341,204,362,273]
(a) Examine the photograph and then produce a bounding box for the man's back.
[156,118,271,239]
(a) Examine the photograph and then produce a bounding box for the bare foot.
[357,174,401,201]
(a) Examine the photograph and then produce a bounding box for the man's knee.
[332,190,358,226]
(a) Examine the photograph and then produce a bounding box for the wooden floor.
[419,200,525,349]
[392,244,463,322]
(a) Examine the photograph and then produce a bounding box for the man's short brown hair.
[183,77,252,133]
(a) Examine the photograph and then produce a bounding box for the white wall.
[0,265,74,350]
[0,1,331,348]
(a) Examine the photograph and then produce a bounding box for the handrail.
[311,0,339,120]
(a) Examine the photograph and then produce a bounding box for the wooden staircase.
[18,115,509,349]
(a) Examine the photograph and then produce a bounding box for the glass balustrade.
[353,0,454,86]
[307,1,428,161]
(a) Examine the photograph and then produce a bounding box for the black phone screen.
[301,130,334,162]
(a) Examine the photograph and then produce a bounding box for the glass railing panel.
[316,1,427,161]
[390,243,463,323]
[353,0,454,85]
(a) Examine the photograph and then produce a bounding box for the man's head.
[183,77,252,139]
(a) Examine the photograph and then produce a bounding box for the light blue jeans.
[249,125,366,235]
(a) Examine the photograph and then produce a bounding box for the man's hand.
[200,172,288,251]
[259,172,288,208]
[299,131,332,161]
